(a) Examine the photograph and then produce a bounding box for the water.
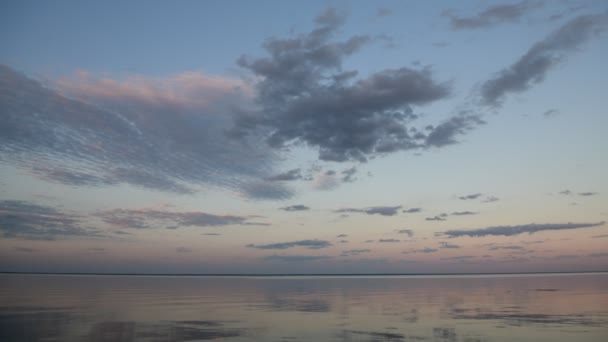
[0,273,607,341]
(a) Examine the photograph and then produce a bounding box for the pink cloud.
[56,70,253,109]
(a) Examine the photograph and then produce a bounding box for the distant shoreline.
[1,271,607,277]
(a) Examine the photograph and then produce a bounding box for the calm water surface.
[1,273,607,341]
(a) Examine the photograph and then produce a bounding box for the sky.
[1,0,607,274]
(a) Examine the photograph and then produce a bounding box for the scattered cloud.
[203,233,221,236]
[578,192,598,196]
[451,211,477,216]
[488,245,525,250]
[592,234,608,238]
[378,238,400,243]
[176,247,192,253]
[480,13,608,106]
[439,242,461,249]
[336,234,348,238]
[247,239,332,250]
[442,222,605,238]
[443,1,539,30]
[459,193,483,200]
[542,108,559,117]
[264,254,332,262]
[402,207,422,213]
[376,8,392,17]
[589,252,608,258]
[231,8,452,162]
[403,247,438,254]
[335,205,402,216]
[483,196,500,203]
[426,215,446,221]
[559,190,572,195]
[341,249,371,256]
[280,204,310,211]
[397,229,414,237]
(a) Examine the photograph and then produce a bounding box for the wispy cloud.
[397,229,414,237]
[335,205,402,216]
[402,207,422,213]
[480,13,608,106]
[0,200,102,240]
[95,208,263,229]
[443,222,605,238]
[279,204,310,212]
[443,1,540,30]
[247,239,332,250]
[264,254,332,262]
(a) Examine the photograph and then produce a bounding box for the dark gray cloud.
[451,211,477,216]
[542,108,559,117]
[266,168,302,181]
[439,242,461,249]
[0,200,102,240]
[378,238,400,243]
[402,207,422,213]
[0,65,293,200]
[335,205,402,216]
[578,192,598,196]
[443,221,605,238]
[459,193,483,200]
[247,239,332,250]
[231,8,451,162]
[481,13,608,106]
[264,254,332,262]
[280,204,310,211]
[397,229,414,237]
[95,209,260,229]
[443,1,539,30]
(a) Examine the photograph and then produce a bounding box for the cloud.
[402,207,422,213]
[203,233,221,236]
[335,205,402,216]
[376,8,392,17]
[176,247,192,253]
[426,216,446,221]
[231,8,451,162]
[439,242,461,249]
[578,192,598,196]
[425,114,485,148]
[341,249,371,256]
[443,1,539,30]
[336,234,348,238]
[341,166,358,183]
[483,196,500,203]
[264,254,332,262]
[459,193,483,200]
[590,252,608,257]
[559,190,572,195]
[0,200,102,240]
[266,168,303,181]
[592,234,608,238]
[488,245,525,250]
[0,65,293,200]
[451,211,477,216]
[481,13,608,106]
[247,239,332,250]
[378,239,400,243]
[542,109,559,117]
[95,208,261,229]
[404,247,438,254]
[397,229,414,237]
[442,221,605,238]
[280,204,310,211]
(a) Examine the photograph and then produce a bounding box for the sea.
[0,273,607,341]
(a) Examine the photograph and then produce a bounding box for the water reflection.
[0,273,607,341]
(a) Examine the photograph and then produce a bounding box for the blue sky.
[1,0,607,274]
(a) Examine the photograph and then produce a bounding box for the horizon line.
[1,270,607,277]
